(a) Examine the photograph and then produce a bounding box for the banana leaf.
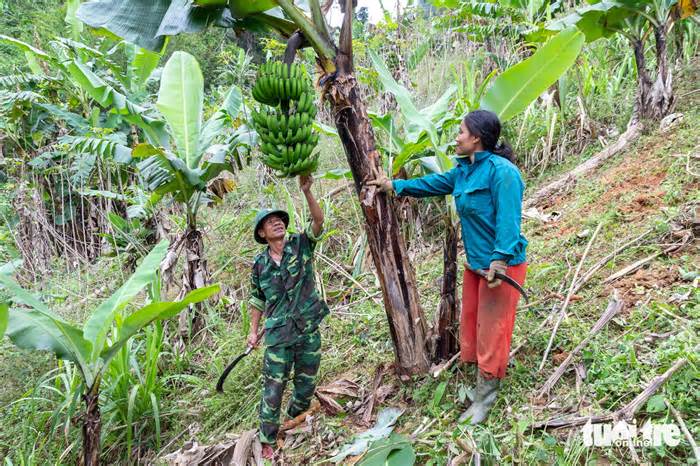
[157,51,204,170]
[357,434,415,466]
[101,284,220,364]
[64,60,167,145]
[369,50,436,146]
[480,27,584,122]
[65,0,84,40]
[126,43,162,92]
[200,86,242,149]
[78,0,271,51]
[235,12,298,36]
[157,0,229,37]
[0,35,50,60]
[0,260,22,276]
[6,307,91,367]
[0,274,93,379]
[201,144,232,182]
[546,0,632,42]
[228,0,278,18]
[78,0,172,51]
[82,240,169,360]
[368,50,456,147]
[34,103,90,132]
[368,112,404,154]
[136,149,206,202]
[328,408,405,463]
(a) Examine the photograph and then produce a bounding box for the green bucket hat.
[253,209,289,244]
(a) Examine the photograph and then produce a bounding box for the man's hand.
[299,174,313,193]
[486,260,507,289]
[247,330,260,348]
[366,167,393,193]
[300,173,323,236]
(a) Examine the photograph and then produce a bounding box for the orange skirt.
[459,263,527,379]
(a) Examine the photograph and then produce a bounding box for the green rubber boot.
[458,371,500,425]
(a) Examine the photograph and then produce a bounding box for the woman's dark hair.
[463,110,515,163]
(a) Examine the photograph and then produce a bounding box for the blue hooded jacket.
[393,151,528,270]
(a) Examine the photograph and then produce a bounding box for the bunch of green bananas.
[252,62,312,107]
[251,61,320,177]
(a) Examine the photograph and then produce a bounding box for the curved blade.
[494,271,529,303]
[470,267,529,303]
[216,347,252,393]
[216,331,264,393]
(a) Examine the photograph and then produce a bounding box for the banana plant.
[0,35,168,145]
[135,50,243,336]
[0,34,169,267]
[540,0,698,120]
[0,240,220,466]
[368,49,464,359]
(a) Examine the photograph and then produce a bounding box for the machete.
[469,267,529,303]
[216,330,264,393]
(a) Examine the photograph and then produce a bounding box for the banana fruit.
[251,61,320,177]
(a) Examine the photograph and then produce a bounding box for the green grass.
[0,13,698,464]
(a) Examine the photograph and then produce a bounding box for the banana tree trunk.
[649,22,674,119]
[326,54,430,377]
[435,215,459,360]
[632,26,674,121]
[178,227,208,338]
[82,386,101,466]
[632,38,654,120]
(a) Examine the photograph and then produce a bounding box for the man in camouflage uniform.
[248,175,328,458]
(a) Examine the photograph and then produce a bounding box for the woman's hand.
[486,260,507,288]
[366,168,394,193]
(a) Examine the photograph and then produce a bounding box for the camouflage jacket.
[249,225,329,347]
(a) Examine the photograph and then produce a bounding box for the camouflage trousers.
[259,330,321,444]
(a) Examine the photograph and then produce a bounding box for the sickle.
[469,267,529,303]
[216,330,265,393]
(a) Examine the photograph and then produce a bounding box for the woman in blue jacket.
[369,110,528,425]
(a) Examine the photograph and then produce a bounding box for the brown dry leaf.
[679,0,697,20]
[316,378,361,398]
[552,351,569,365]
[160,233,186,284]
[359,364,387,425]
[374,384,397,404]
[316,391,345,415]
[163,439,239,466]
[208,172,236,198]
